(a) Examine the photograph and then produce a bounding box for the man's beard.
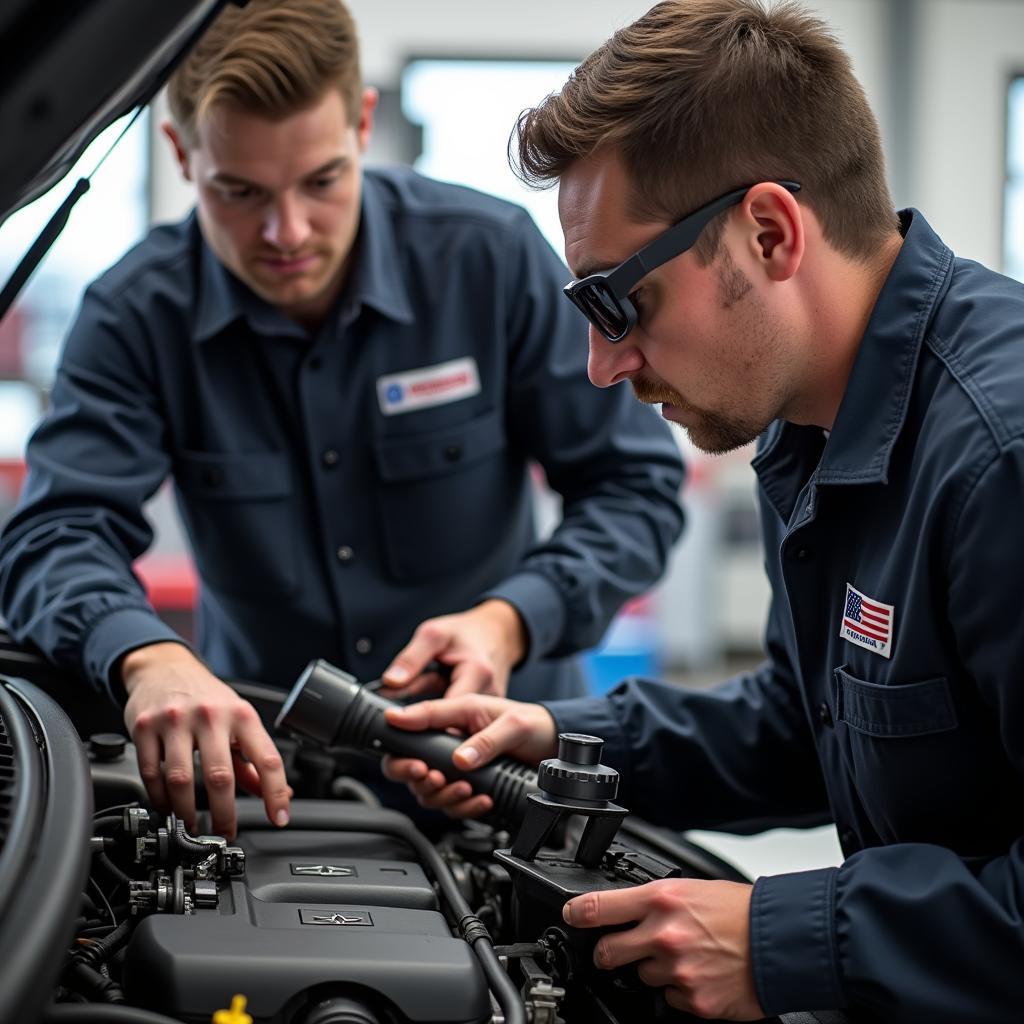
[627,250,781,455]
[632,374,766,454]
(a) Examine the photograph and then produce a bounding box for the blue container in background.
[581,598,660,696]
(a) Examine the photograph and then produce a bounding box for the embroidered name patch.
[376,357,480,416]
[839,582,894,659]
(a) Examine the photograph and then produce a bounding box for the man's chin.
[661,403,763,455]
[248,273,331,308]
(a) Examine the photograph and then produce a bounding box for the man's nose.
[587,325,644,388]
[262,193,311,251]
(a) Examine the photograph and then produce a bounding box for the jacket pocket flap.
[833,666,958,738]
[374,408,505,483]
[177,451,292,500]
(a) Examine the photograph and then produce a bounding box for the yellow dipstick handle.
[212,994,253,1024]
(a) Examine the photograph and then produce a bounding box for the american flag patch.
[840,583,894,659]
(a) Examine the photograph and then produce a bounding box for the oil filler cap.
[88,732,127,762]
[538,733,619,802]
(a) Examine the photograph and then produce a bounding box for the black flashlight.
[275,659,539,829]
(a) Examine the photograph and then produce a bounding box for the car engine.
[0,666,834,1024]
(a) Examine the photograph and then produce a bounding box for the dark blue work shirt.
[545,211,1024,1021]
[0,167,684,703]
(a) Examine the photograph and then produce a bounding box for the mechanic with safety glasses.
[0,1,684,843]
[383,1,1024,1022]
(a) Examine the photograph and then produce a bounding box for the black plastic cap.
[88,732,127,762]
[538,732,619,802]
[557,733,603,765]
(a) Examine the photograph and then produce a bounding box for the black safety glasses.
[563,180,801,342]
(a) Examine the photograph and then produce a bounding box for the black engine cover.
[123,825,490,1024]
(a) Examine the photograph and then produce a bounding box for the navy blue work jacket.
[0,167,684,703]
[546,211,1024,1022]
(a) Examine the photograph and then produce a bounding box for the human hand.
[563,878,763,1020]
[380,693,557,818]
[120,642,291,839]
[380,599,527,698]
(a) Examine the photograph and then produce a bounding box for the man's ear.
[161,122,193,182]
[356,87,379,153]
[740,182,804,283]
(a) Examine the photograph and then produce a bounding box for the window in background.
[0,111,149,524]
[0,112,149,395]
[401,59,578,255]
[1006,75,1024,283]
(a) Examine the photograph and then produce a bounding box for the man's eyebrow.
[571,258,616,281]
[209,157,350,189]
[303,156,349,178]
[209,171,260,188]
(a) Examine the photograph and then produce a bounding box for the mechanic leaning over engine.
[381,1,1024,1022]
[0,0,685,842]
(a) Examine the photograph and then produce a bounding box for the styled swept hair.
[168,0,362,147]
[513,0,898,263]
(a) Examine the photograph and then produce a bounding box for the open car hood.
[0,0,236,227]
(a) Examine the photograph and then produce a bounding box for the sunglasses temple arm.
[632,181,802,276]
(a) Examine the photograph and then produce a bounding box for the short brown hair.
[167,0,363,148]
[514,0,898,263]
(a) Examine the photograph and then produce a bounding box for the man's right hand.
[381,694,558,818]
[120,642,291,839]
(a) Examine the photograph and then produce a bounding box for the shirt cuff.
[750,867,846,1016]
[82,607,190,705]
[482,570,567,664]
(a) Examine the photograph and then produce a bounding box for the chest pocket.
[372,408,515,582]
[175,451,297,598]
[829,665,999,845]
[834,668,958,738]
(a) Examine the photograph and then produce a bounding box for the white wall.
[345,0,887,93]
[914,0,1024,267]
[344,0,890,129]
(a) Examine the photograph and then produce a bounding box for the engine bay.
[0,671,779,1024]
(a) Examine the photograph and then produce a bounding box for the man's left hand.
[381,599,528,698]
[563,878,764,1021]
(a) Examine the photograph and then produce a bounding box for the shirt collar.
[193,219,307,343]
[815,209,954,484]
[755,209,954,499]
[343,170,415,326]
[193,170,415,345]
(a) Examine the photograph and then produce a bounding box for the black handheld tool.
[275,658,539,829]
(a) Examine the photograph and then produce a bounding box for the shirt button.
[793,546,813,562]
[817,701,833,727]
[355,637,373,655]
[839,827,858,849]
[336,545,354,564]
[322,449,340,468]
[443,444,462,462]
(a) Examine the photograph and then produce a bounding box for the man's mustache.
[631,377,685,406]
